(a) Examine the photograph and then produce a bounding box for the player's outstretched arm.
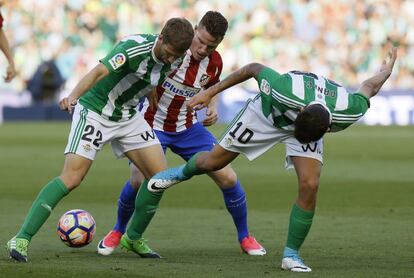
[0,29,16,82]
[59,63,109,113]
[359,47,397,99]
[188,63,265,110]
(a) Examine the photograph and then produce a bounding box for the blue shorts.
[155,123,216,161]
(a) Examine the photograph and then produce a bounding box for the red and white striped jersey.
[0,12,4,29]
[143,49,223,132]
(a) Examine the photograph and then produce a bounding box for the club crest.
[199,74,211,87]
[260,79,271,95]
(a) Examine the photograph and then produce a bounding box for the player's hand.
[370,47,397,90]
[188,90,213,111]
[202,105,218,126]
[378,47,397,77]
[4,64,16,82]
[59,96,78,114]
[359,47,398,98]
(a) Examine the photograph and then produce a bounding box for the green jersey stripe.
[109,80,153,121]
[272,90,304,108]
[303,76,315,103]
[272,94,302,109]
[69,107,87,153]
[69,107,84,152]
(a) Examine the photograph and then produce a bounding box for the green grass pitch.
[0,122,413,277]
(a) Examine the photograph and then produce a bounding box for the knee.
[218,170,238,187]
[199,159,222,173]
[210,166,238,189]
[129,178,141,189]
[130,172,144,189]
[299,178,320,194]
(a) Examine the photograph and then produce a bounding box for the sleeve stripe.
[272,89,305,108]
[333,118,362,123]
[127,45,152,56]
[128,48,152,58]
[126,42,153,54]
[332,113,363,119]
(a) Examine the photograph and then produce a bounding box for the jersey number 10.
[229,122,254,144]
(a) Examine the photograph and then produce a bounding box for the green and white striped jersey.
[257,67,370,132]
[79,34,182,122]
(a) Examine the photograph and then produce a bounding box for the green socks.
[126,152,208,240]
[127,179,163,240]
[17,177,69,241]
[182,152,206,177]
[286,203,315,251]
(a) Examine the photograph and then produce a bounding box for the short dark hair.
[199,11,228,39]
[294,104,331,144]
[161,17,194,53]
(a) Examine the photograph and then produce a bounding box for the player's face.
[190,25,222,61]
[154,36,186,65]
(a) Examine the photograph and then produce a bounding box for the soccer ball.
[57,209,96,248]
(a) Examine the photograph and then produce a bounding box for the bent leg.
[97,164,145,256]
[17,154,93,241]
[190,145,239,175]
[176,144,239,181]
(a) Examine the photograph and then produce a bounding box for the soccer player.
[147,47,398,272]
[0,10,16,82]
[97,11,266,257]
[6,17,194,263]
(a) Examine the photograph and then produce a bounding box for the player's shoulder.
[206,50,223,67]
[115,34,156,60]
[119,34,157,48]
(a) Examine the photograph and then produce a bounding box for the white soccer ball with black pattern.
[57,209,96,247]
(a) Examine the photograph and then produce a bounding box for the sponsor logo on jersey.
[199,73,211,87]
[162,77,200,98]
[315,83,337,98]
[301,142,322,154]
[140,130,156,141]
[109,53,126,70]
[260,79,271,95]
[224,137,234,147]
[82,144,92,152]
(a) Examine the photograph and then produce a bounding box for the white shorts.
[64,104,160,160]
[218,97,323,169]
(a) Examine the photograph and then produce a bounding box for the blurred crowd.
[0,0,413,103]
